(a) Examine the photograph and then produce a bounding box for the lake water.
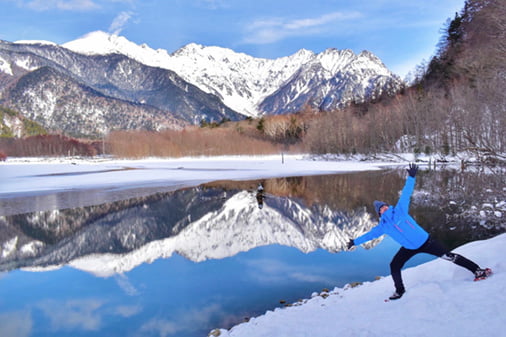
[0,169,504,337]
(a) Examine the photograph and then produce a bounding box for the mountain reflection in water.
[1,170,504,274]
[0,174,381,274]
[0,169,504,337]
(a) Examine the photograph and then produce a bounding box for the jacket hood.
[373,200,388,216]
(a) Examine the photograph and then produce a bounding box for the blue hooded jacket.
[354,176,429,249]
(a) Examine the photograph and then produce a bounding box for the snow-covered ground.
[0,154,404,199]
[0,154,414,216]
[212,233,505,337]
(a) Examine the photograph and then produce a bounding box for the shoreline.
[211,233,505,337]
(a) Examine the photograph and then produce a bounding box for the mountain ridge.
[62,31,403,116]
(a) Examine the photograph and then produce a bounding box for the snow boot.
[388,290,405,300]
[474,268,492,281]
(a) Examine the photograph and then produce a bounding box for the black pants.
[390,236,479,293]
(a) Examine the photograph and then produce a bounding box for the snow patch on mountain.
[0,55,13,75]
[14,40,57,46]
[62,32,313,115]
[1,236,18,258]
[14,57,40,72]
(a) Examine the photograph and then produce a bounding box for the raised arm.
[395,163,418,214]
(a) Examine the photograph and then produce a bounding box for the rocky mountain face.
[5,66,186,137]
[0,31,403,137]
[0,40,241,136]
[258,49,401,114]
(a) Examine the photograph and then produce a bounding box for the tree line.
[0,135,101,158]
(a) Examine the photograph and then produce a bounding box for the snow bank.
[0,155,395,198]
[213,233,505,337]
[1,152,469,199]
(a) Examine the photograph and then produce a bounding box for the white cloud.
[0,311,32,337]
[243,258,334,284]
[108,11,134,35]
[115,305,142,317]
[196,0,228,10]
[114,273,140,296]
[288,271,335,284]
[285,12,354,30]
[24,0,100,11]
[244,11,362,44]
[140,318,179,337]
[138,304,223,337]
[36,299,103,331]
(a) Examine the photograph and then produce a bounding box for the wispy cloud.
[109,11,134,35]
[139,304,223,337]
[243,258,335,284]
[114,305,142,318]
[114,273,140,296]
[139,318,179,337]
[0,311,32,337]
[196,0,228,10]
[243,11,362,44]
[36,299,104,331]
[23,0,100,11]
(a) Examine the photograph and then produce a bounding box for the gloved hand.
[347,239,355,250]
[407,163,418,178]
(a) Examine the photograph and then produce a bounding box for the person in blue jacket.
[347,163,491,300]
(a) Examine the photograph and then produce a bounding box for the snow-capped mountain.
[0,31,402,136]
[63,31,403,116]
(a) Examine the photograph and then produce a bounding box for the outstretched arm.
[352,224,385,246]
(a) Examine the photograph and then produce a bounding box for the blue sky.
[0,0,466,78]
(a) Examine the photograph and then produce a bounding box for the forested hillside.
[304,0,505,160]
[0,105,45,138]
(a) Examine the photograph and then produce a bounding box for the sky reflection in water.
[0,240,432,337]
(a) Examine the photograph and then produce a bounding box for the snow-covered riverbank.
[0,154,399,198]
[212,233,505,337]
[2,152,478,196]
